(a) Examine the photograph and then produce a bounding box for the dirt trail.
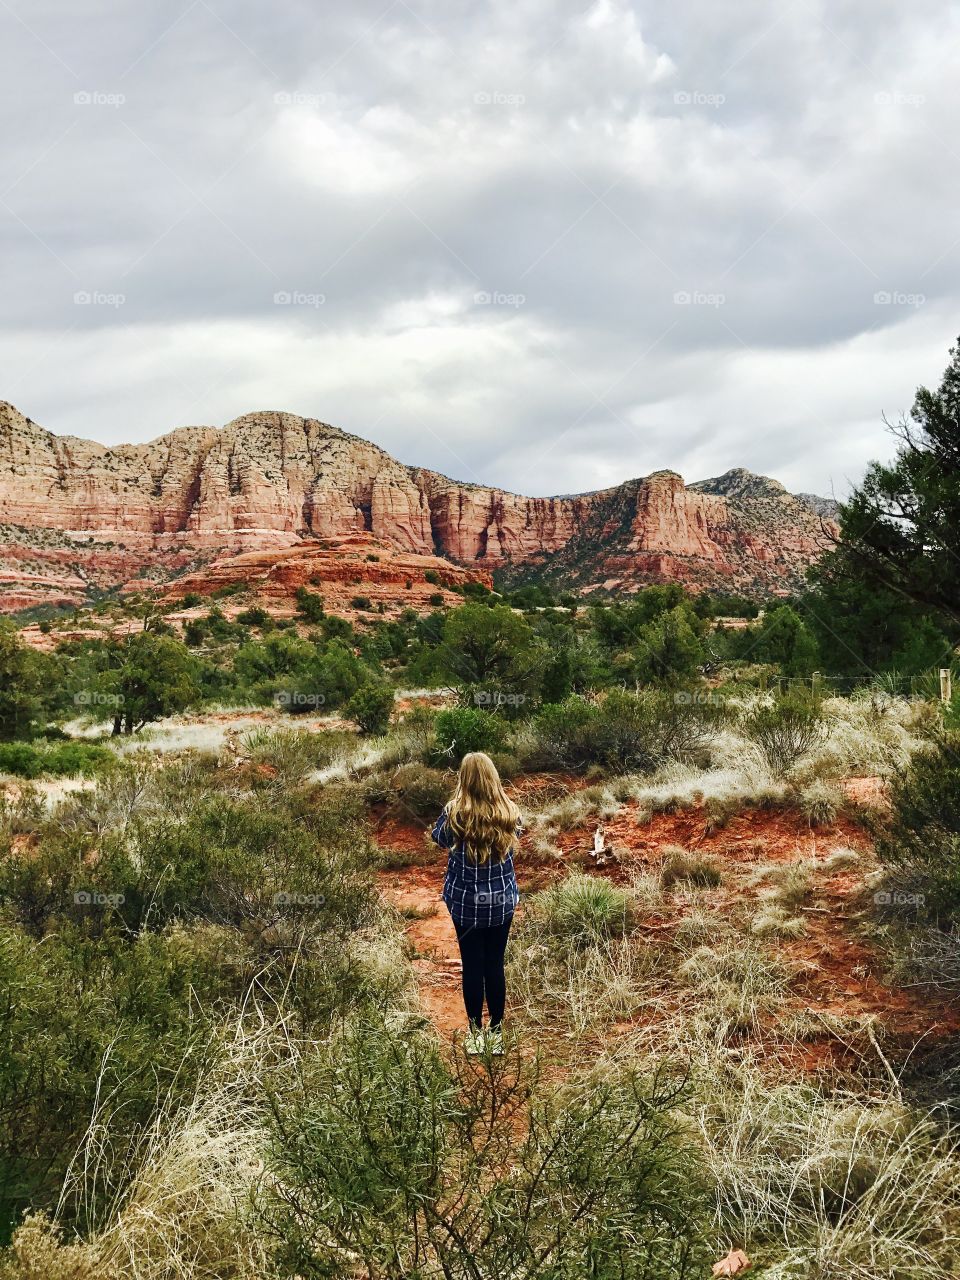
[370,781,960,1073]
[379,865,466,1041]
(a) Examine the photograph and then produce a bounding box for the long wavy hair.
[446,752,519,865]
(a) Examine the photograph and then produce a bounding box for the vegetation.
[3,340,960,1275]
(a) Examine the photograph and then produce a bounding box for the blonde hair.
[446,752,520,865]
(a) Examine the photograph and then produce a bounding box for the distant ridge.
[0,402,836,610]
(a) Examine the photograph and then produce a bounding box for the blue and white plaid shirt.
[432,808,521,928]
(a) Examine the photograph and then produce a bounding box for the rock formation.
[0,401,836,610]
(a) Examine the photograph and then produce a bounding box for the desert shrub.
[796,776,844,827]
[432,707,506,762]
[242,727,353,783]
[384,763,452,822]
[0,740,112,780]
[235,605,271,628]
[525,696,602,769]
[0,921,224,1238]
[346,682,395,735]
[487,750,521,781]
[696,1060,960,1279]
[294,586,325,622]
[526,871,633,947]
[377,704,438,767]
[0,743,41,778]
[678,940,791,1037]
[873,731,960,920]
[743,688,827,777]
[660,845,722,888]
[528,690,722,774]
[751,904,806,938]
[264,1013,711,1278]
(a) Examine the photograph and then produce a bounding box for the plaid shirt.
[432,808,521,928]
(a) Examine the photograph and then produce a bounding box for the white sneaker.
[487,1027,504,1055]
[464,1028,485,1056]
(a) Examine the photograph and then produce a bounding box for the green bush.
[0,743,41,778]
[528,871,633,947]
[0,740,112,780]
[432,707,506,762]
[264,1013,710,1278]
[346,683,395,735]
[528,691,722,773]
[384,763,451,822]
[873,732,960,920]
[744,689,826,777]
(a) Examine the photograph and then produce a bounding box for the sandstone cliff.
[0,402,835,610]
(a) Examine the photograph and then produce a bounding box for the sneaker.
[464,1028,485,1056]
[487,1027,504,1056]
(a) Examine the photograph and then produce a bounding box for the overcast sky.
[1,0,958,498]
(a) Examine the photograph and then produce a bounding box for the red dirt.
[371,786,960,1075]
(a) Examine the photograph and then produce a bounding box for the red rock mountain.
[0,402,835,611]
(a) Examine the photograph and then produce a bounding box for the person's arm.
[431,808,451,847]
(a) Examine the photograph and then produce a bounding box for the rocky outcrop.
[0,402,836,610]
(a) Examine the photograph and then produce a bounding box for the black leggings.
[453,917,513,1029]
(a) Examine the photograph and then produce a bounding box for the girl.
[432,752,521,1055]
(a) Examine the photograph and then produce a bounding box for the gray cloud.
[1,0,957,497]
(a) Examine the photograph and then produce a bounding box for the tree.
[98,632,200,734]
[737,604,819,676]
[346,682,395,735]
[628,604,705,685]
[819,335,960,630]
[0,621,46,740]
[805,569,951,676]
[436,604,544,700]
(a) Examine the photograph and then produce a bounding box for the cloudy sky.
[1,0,958,498]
